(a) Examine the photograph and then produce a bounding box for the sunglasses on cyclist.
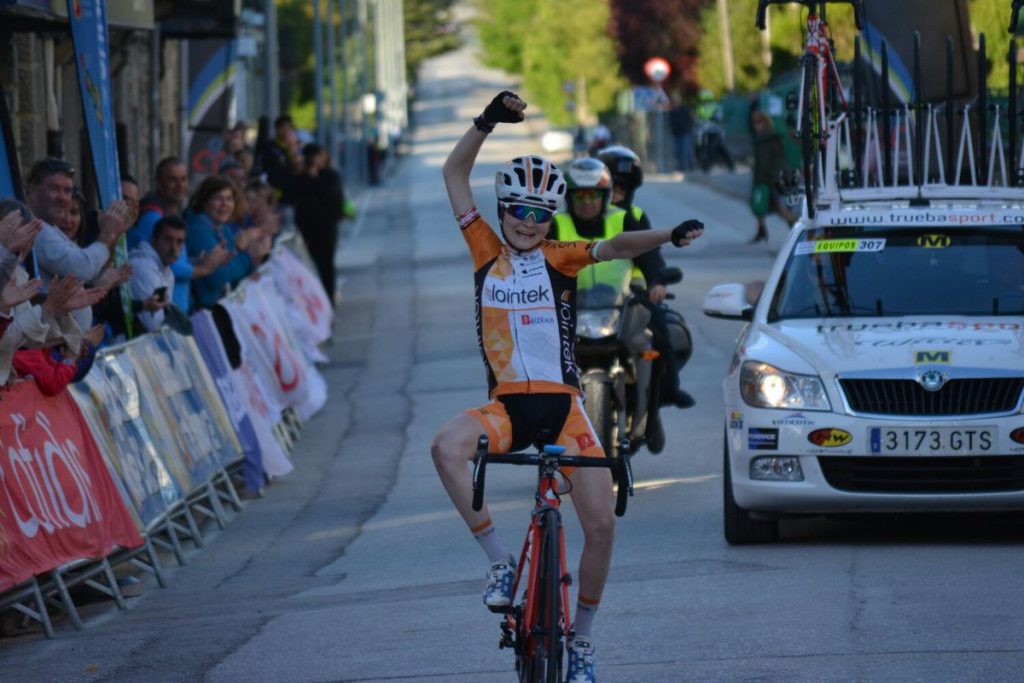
[571,189,604,202]
[503,203,555,223]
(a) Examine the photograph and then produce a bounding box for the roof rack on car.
[812,26,1024,215]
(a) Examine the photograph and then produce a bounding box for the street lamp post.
[314,0,325,146]
[717,0,736,91]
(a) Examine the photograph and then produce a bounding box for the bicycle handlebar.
[472,435,633,517]
[755,0,864,31]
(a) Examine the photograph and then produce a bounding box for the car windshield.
[768,225,1024,321]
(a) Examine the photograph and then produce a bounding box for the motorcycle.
[575,262,692,458]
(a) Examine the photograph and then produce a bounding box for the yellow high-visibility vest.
[554,209,645,283]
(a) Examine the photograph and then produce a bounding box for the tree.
[474,0,537,74]
[972,0,1014,93]
[404,0,461,85]
[475,0,626,126]
[609,0,706,94]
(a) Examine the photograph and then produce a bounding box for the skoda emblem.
[919,370,946,392]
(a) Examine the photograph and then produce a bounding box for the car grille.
[819,456,1024,494]
[839,378,1024,416]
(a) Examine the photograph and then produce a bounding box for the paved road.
[6,25,1024,683]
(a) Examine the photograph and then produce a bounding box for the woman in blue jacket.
[185,176,271,310]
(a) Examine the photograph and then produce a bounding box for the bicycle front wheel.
[531,509,563,683]
[800,53,822,219]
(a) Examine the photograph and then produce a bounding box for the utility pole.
[337,0,352,181]
[264,0,279,118]
[717,0,736,91]
[327,0,339,167]
[314,0,325,145]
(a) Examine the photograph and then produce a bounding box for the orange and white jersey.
[461,213,598,397]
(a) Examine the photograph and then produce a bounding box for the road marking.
[306,477,718,541]
[631,474,719,491]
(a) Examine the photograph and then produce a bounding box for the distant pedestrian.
[749,112,797,243]
[261,115,300,206]
[695,90,734,174]
[293,143,344,305]
[668,94,695,175]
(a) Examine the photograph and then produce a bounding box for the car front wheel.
[723,435,779,545]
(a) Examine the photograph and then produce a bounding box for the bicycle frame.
[756,0,864,218]
[471,434,632,683]
[797,8,847,149]
[509,454,571,662]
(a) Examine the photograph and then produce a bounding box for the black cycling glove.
[475,91,524,133]
[671,219,704,247]
[483,91,524,124]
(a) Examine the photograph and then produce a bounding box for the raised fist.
[482,91,526,125]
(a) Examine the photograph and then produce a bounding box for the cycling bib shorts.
[467,393,606,471]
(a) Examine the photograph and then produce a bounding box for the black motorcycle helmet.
[597,145,643,206]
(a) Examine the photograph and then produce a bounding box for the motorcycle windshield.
[577,259,632,309]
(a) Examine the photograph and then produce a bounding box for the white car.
[704,203,1024,544]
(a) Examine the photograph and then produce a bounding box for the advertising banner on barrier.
[222,295,294,418]
[270,247,332,352]
[159,329,242,468]
[207,305,293,479]
[192,310,266,491]
[242,277,327,421]
[71,355,183,528]
[0,380,142,592]
[123,332,239,488]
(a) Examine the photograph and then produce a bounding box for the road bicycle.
[471,433,633,683]
[756,0,864,218]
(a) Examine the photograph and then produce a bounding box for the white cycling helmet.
[495,155,566,210]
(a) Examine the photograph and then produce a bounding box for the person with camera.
[129,215,187,332]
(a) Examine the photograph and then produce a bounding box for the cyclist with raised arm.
[431,91,702,683]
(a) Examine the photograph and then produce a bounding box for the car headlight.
[577,309,620,339]
[739,361,831,410]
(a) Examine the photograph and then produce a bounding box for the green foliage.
[277,0,315,111]
[474,0,535,73]
[404,0,461,84]
[526,0,627,126]
[697,0,766,96]
[277,0,458,124]
[972,0,1013,92]
[475,0,627,126]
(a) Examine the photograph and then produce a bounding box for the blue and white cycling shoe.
[567,637,596,683]
[483,558,516,611]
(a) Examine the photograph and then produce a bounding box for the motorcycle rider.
[695,89,735,173]
[551,154,696,455]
